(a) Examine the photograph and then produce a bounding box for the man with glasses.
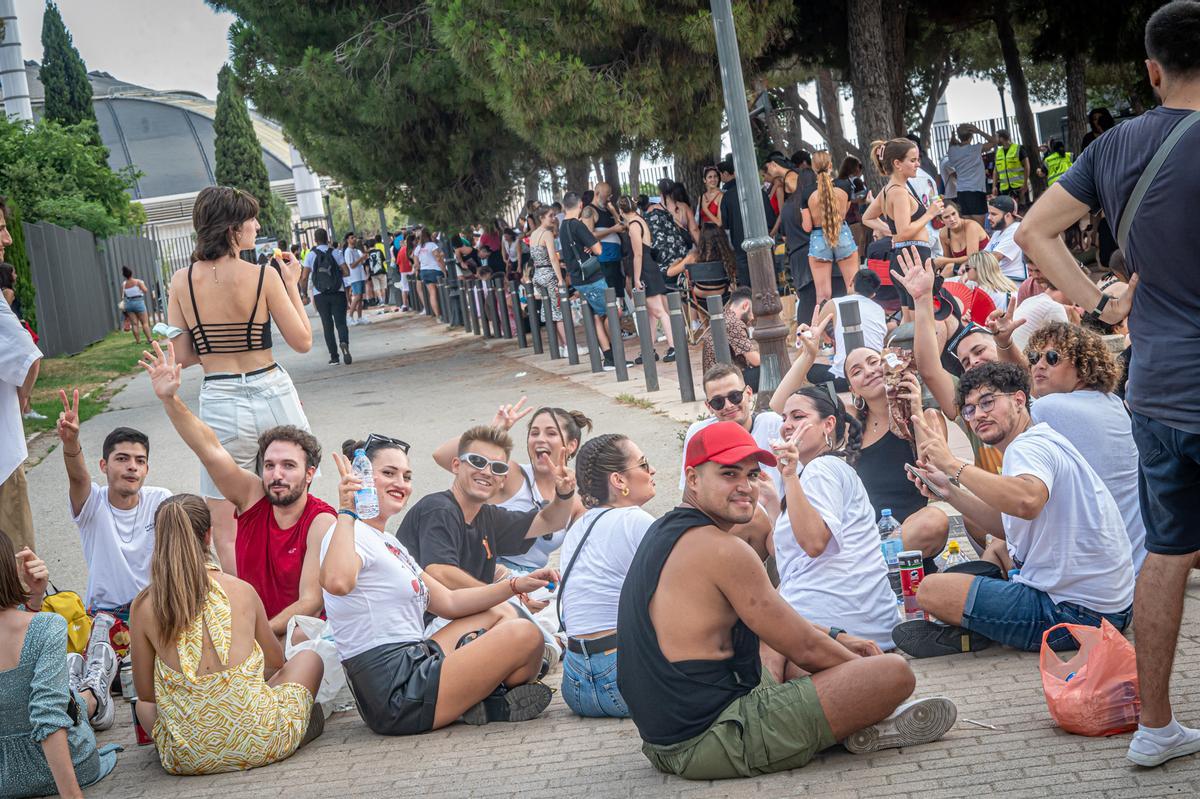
[893,362,1135,658]
[143,341,335,639]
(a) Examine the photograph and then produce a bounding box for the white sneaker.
[358,317,371,324]
[1127,721,1200,767]
[22,409,46,420]
[843,697,957,754]
[559,347,568,358]
[83,641,119,731]
[347,318,358,326]
[67,652,86,696]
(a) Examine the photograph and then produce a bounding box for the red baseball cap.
[685,421,778,470]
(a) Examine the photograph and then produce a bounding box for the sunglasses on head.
[1026,349,1060,368]
[706,389,745,411]
[365,433,410,455]
[460,452,510,475]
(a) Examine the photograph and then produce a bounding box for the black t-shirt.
[591,203,616,232]
[558,218,601,286]
[395,490,536,596]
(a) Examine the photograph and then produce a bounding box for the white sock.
[1139,717,1183,739]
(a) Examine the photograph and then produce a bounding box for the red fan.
[941,280,997,326]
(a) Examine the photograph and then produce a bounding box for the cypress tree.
[5,203,36,332]
[40,2,100,143]
[213,64,286,236]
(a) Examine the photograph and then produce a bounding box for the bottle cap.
[881,509,893,517]
[354,448,367,457]
[947,541,960,553]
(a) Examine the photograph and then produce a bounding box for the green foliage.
[213,64,288,236]
[40,2,101,145]
[0,117,143,236]
[6,204,35,331]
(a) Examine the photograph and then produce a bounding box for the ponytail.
[812,150,843,244]
[576,433,630,508]
[528,407,593,461]
[148,494,212,646]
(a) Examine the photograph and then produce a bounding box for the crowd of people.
[1,1,1199,794]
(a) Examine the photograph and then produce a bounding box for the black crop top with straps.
[883,183,927,237]
[186,263,273,356]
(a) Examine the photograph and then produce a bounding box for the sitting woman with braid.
[558,434,657,718]
[765,386,899,679]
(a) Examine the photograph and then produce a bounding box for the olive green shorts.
[641,672,836,780]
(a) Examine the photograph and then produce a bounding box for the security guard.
[993,129,1030,207]
[1041,140,1074,185]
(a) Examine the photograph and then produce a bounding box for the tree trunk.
[602,152,622,198]
[564,158,590,195]
[672,152,707,208]
[523,162,540,206]
[916,58,953,153]
[816,69,847,165]
[784,83,804,152]
[847,0,896,187]
[590,158,603,188]
[754,78,788,153]
[880,0,909,135]
[627,144,642,198]
[547,163,561,200]
[994,0,1046,197]
[1065,51,1087,155]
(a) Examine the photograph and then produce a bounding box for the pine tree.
[5,203,36,332]
[213,65,287,236]
[40,2,99,143]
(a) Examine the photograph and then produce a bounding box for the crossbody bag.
[562,220,603,284]
[556,508,614,632]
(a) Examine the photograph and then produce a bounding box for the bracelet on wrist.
[555,488,576,501]
[63,447,82,457]
[339,508,360,520]
[951,462,969,487]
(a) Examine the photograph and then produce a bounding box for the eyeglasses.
[1026,349,1060,368]
[961,392,1016,422]
[706,389,746,411]
[620,456,651,473]
[459,452,510,475]
[365,433,410,455]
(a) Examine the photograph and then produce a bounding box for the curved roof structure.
[23,61,292,201]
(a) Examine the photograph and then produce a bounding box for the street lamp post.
[709,0,790,408]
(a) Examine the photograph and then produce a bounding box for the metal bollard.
[542,285,561,359]
[838,298,864,353]
[511,281,527,349]
[632,290,659,392]
[578,293,604,373]
[667,292,696,402]
[439,281,450,325]
[604,288,629,382]
[463,278,478,334]
[706,294,732,365]
[559,286,580,365]
[525,282,543,355]
[478,281,494,339]
[496,279,512,339]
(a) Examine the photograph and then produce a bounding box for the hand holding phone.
[905,463,947,500]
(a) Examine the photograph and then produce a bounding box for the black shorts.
[1131,411,1200,555]
[601,260,625,294]
[888,243,931,309]
[343,639,444,735]
[956,191,987,216]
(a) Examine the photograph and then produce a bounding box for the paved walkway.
[25,310,1200,797]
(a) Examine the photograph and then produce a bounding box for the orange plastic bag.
[1040,619,1140,736]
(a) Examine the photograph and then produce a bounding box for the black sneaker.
[891,619,992,658]
[328,354,340,365]
[634,351,659,365]
[340,343,353,365]
[461,682,552,725]
[663,347,676,363]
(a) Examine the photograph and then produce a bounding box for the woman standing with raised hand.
[165,186,313,574]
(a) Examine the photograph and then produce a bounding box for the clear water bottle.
[878,509,903,596]
[352,448,379,519]
[936,540,971,571]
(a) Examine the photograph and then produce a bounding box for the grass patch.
[615,392,655,410]
[22,332,154,436]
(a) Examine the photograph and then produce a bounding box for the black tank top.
[617,506,761,745]
[855,429,925,523]
[883,183,927,236]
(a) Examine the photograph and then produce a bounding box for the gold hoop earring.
[621,487,630,497]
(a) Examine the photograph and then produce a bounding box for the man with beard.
[983,196,1026,283]
[618,421,956,780]
[896,362,1135,660]
[700,288,760,388]
[56,390,170,617]
[143,341,334,637]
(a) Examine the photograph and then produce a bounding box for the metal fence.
[23,220,163,357]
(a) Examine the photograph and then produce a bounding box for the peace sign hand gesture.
[891,246,936,301]
[332,451,364,512]
[138,340,182,402]
[985,296,1026,348]
[770,421,810,478]
[911,410,959,475]
[491,396,533,431]
[551,446,576,499]
[56,388,81,448]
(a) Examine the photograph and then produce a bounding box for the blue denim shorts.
[808,223,857,261]
[562,647,628,718]
[572,277,608,317]
[600,241,623,263]
[962,576,1132,652]
[1131,411,1200,555]
[123,297,147,314]
[350,280,366,295]
[420,269,442,285]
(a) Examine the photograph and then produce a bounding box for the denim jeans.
[962,575,1133,652]
[561,648,628,718]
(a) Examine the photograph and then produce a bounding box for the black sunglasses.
[365,433,410,455]
[1026,349,1060,368]
[460,452,511,476]
[706,389,746,411]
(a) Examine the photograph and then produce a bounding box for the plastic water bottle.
[936,540,971,571]
[878,509,903,596]
[352,448,379,519]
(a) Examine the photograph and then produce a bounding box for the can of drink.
[119,659,135,700]
[130,699,152,746]
[899,550,926,621]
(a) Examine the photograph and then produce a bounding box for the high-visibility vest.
[995,143,1025,190]
[1044,151,1073,185]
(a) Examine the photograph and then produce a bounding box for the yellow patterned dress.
[151,576,313,775]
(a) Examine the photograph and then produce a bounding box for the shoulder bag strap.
[1117,110,1200,256]
[556,507,615,633]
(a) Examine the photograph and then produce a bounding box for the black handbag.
[563,220,602,283]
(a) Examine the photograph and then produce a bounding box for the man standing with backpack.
[303,228,353,365]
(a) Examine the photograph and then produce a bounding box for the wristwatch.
[828,627,845,641]
[1083,292,1112,324]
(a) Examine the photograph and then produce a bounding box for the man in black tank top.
[618,421,956,779]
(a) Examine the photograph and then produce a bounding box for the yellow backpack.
[41,585,92,654]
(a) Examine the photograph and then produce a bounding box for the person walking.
[119,267,153,344]
[414,229,445,319]
[303,228,352,365]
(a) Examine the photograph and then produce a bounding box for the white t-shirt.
[73,484,171,609]
[497,464,564,570]
[343,247,365,284]
[1011,292,1068,351]
[1001,424,1134,614]
[985,223,1026,281]
[773,457,898,649]
[945,143,987,193]
[558,506,654,637]
[679,412,784,497]
[1031,392,1146,574]
[415,242,442,272]
[830,295,887,379]
[320,520,429,661]
[0,294,40,484]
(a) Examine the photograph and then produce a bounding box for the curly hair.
[956,362,1030,410]
[1026,322,1121,394]
[575,434,631,508]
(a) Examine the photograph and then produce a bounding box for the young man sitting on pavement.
[55,389,170,620]
[895,362,1135,657]
[700,288,761,391]
[618,421,956,780]
[142,341,335,639]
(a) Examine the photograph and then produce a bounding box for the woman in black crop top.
[165,186,314,572]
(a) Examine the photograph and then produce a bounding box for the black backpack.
[311,247,343,294]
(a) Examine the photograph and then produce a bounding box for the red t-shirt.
[235,493,336,620]
[397,244,413,274]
